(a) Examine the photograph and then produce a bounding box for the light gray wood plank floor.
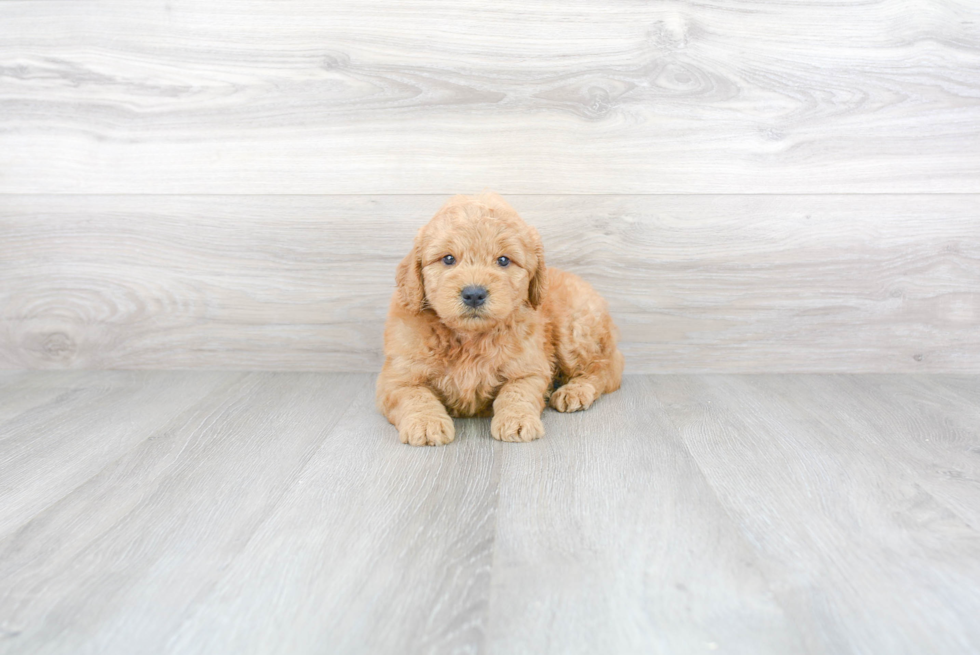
[1,372,978,654]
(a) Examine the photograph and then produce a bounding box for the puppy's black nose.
[461,285,488,308]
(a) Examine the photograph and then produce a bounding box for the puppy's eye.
[442,254,456,266]
[497,256,510,267]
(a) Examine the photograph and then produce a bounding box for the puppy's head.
[396,192,547,331]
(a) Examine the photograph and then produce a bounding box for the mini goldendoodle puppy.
[376,192,624,446]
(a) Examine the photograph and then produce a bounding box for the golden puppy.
[376,192,624,446]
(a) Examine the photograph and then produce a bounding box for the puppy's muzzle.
[461,285,488,309]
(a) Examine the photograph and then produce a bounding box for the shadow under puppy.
[377,192,624,446]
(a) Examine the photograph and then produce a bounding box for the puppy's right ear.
[395,238,425,313]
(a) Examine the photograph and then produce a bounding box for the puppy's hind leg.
[546,272,624,413]
[550,350,624,412]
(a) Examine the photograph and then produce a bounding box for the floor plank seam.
[649,376,802,623]
[158,376,373,651]
[476,437,504,655]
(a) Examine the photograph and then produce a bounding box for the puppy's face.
[397,194,546,332]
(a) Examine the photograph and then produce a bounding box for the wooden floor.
[1,372,979,654]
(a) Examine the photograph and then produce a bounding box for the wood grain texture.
[1,0,978,194]
[2,194,977,372]
[648,374,980,654]
[0,372,497,655]
[0,372,370,651]
[2,372,980,653]
[821,375,980,530]
[0,370,89,423]
[486,375,806,654]
[162,397,499,655]
[0,371,237,539]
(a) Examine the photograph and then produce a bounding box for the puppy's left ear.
[527,227,548,309]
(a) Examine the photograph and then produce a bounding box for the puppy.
[376,192,624,446]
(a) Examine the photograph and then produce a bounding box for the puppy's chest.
[429,344,509,417]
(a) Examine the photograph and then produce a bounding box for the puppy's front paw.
[491,411,545,443]
[399,411,455,446]
[550,380,599,412]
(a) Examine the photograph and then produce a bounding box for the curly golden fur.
[376,192,624,446]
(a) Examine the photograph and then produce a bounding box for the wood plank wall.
[1,0,978,372]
